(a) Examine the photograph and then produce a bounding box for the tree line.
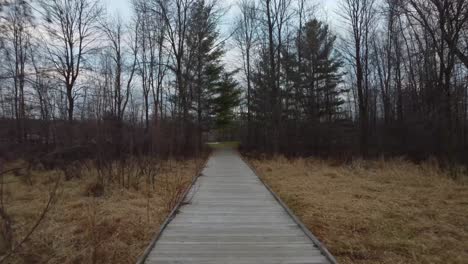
[235,0,468,164]
[1,0,468,165]
[0,0,240,159]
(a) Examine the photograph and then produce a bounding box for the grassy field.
[0,157,205,263]
[249,156,468,264]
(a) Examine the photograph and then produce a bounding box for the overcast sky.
[103,0,341,24]
[102,0,343,69]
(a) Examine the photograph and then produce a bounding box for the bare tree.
[407,0,468,68]
[234,0,258,147]
[339,0,377,156]
[101,15,139,123]
[154,0,195,153]
[40,0,103,122]
[0,1,33,142]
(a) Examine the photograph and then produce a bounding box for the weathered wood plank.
[148,256,329,264]
[142,149,333,264]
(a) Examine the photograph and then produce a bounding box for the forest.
[0,0,467,263]
[0,0,243,160]
[1,0,468,163]
[237,0,468,163]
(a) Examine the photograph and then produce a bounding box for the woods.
[0,0,239,159]
[1,0,467,161]
[236,0,468,164]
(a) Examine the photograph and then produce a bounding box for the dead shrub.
[84,182,105,197]
[0,209,12,255]
[85,200,101,264]
[0,156,204,263]
[62,161,84,181]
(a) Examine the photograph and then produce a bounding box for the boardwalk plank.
[142,149,333,264]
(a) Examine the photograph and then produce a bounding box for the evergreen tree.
[248,18,343,153]
[297,19,344,122]
[186,0,224,124]
[185,0,241,141]
[211,71,241,130]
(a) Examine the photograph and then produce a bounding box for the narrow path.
[143,148,333,264]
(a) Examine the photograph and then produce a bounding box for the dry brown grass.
[0,157,205,264]
[249,156,468,264]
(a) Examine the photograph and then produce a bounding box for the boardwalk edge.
[240,152,338,264]
[135,152,211,264]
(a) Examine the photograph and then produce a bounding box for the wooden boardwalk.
[142,148,334,264]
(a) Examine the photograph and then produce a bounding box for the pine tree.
[248,18,343,153]
[297,19,343,122]
[211,71,241,130]
[185,0,241,141]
